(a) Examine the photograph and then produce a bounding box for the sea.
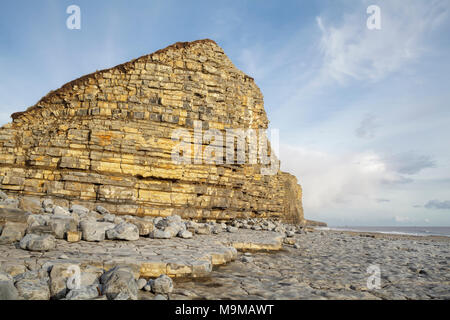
[315,226,450,237]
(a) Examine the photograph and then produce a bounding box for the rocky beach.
[1,196,448,300]
[171,230,450,300]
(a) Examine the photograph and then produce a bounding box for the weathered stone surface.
[0,222,27,244]
[47,216,77,239]
[66,231,82,242]
[80,220,115,241]
[0,191,8,200]
[65,285,100,300]
[0,271,13,282]
[0,39,303,224]
[52,206,70,216]
[151,274,173,294]
[19,197,42,214]
[42,198,54,210]
[0,198,19,209]
[70,204,90,215]
[136,278,147,290]
[0,261,27,276]
[96,205,110,215]
[49,262,78,299]
[20,234,56,251]
[150,229,174,239]
[0,207,29,225]
[178,230,193,239]
[101,267,138,300]
[123,216,153,236]
[15,278,50,300]
[106,222,139,241]
[26,225,55,236]
[0,279,19,300]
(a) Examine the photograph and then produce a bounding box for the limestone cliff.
[0,39,304,223]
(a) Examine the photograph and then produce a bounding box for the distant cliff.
[305,220,328,227]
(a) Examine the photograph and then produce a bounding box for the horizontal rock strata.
[0,39,303,223]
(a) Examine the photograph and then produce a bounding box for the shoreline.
[315,228,450,242]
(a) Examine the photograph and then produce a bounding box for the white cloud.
[279,144,407,212]
[355,114,379,139]
[316,0,449,84]
[394,216,412,223]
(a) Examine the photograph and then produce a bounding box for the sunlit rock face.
[0,39,304,223]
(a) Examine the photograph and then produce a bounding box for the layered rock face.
[0,39,304,223]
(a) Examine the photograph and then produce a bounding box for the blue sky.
[1,0,449,226]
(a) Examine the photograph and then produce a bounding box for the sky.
[0,0,449,226]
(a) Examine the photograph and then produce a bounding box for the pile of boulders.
[0,264,174,300]
[0,193,305,251]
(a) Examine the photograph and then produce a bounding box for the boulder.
[0,198,19,209]
[136,278,147,290]
[124,217,154,236]
[196,224,212,235]
[26,225,55,236]
[177,230,193,239]
[95,205,110,215]
[42,199,54,212]
[101,267,138,300]
[151,274,173,294]
[154,217,168,229]
[285,231,295,237]
[0,207,29,225]
[143,284,152,291]
[102,213,116,223]
[150,229,174,239]
[114,292,131,300]
[49,263,81,300]
[106,222,139,241]
[0,222,27,244]
[185,221,200,233]
[283,238,296,245]
[15,278,50,300]
[80,220,115,242]
[20,234,56,251]
[0,190,8,200]
[0,279,19,300]
[52,206,70,216]
[19,197,43,214]
[66,231,82,242]
[0,271,13,282]
[47,216,78,239]
[166,215,182,224]
[27,214,50,228]
[70,204,90,215]
[0,262,27,277]
[13,269,49,283]
[65,285,100,300]
[164,225,182,237]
